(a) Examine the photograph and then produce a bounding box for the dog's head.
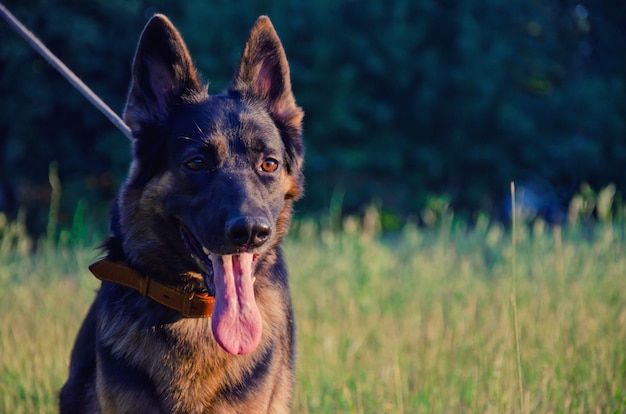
[115,15,303,354]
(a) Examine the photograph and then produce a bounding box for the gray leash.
[0,3,132,139]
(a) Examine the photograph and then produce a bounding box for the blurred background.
[1,0,626,234]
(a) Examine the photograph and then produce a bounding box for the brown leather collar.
[89,259,214,318]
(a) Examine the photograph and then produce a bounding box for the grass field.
[1,207,625,413]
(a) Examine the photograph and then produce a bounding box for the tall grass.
[509,182,525,414]
[288,213,626,413]
[1,185,626,413]
[0,213,99,413]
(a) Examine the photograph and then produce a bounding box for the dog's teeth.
[202,246,210,255]
[252,277,256,285]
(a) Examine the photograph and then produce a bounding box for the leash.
[0,3,133,139]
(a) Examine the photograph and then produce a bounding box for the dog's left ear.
[124,14,203,134]
[229,16,304,171]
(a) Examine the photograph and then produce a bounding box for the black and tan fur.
[59,14,303,413]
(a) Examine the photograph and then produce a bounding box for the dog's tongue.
[210,253,262,354]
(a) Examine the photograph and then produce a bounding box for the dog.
[59,13,304,413]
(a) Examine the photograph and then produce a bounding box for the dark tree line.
[1,0,626,231]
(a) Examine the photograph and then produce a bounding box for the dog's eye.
[260,158,279,173]
[185,157,207,171]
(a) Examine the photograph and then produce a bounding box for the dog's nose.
[226,216,272,248]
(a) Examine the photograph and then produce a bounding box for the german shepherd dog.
[59,13,303,413]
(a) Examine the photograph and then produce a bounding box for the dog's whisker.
[193,120,204,135]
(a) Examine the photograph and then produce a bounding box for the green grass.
[1,212,626,413]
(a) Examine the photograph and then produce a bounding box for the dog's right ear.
[124,14,203,134]
[229,16,304,175]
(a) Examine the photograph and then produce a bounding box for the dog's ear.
[229,16,304,171]
[124,14,203,134]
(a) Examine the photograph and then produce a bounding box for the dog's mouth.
[178,220,262,355]
[178,220,217,294]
